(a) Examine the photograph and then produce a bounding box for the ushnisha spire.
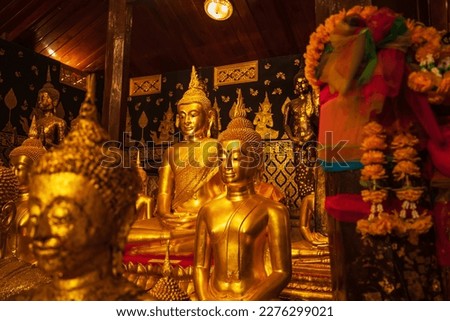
[177,66,211,111]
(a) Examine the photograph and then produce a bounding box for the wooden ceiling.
[0,0,316,77]
[0,0,447,78]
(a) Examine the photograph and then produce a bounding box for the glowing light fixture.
[204,0,233,21]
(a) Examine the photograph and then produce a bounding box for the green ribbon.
[358,16,408,86]
[358,28,377,86]
[315,42,333,81]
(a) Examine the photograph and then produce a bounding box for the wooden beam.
[429,0,449,31]
[102,0,133,141]
[314,0,372,25]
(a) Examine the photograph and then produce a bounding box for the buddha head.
[293,69,312,97]
[177,66,214,140]
[9,137,46,194]
[28,102,141,278]
[0,165,19,257]
[37,83,60,114]
[218,105,263,187]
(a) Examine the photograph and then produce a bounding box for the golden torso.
[286,95,316,143]
[195,190,291,301]
[159,139,222,227]
[37,114,67,146]
[127,139,222,254]
[204,195,268,298]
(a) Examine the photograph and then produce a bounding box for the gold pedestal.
[281,252,332,300]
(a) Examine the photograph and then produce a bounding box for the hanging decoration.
[356,126,433,245]
[406,21,450,105]
[359,121,388,221]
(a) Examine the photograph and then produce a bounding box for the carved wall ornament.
[214,60,258,87]
[59,65,86,91]
[130,74,162,96]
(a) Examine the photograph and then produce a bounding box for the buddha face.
[38,91,55,112]
[220,140,258,187]
[28,172,109,278]
[10,155,33,191]
[294,76,311,96]
[177,102,208,139]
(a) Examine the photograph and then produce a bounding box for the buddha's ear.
[207,109,216,138]
[175,114,180,128]
[0,201,16,233]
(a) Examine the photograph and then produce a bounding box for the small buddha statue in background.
[128,66,223,255]
[0,164,49,300]
[253,92,279,140]
[193,110,292,301]
[7,117,46,262]
[283,70,328,251]
[13,75,153,301]
[0,164,19,259]
[157,103,175,143]
[34,75,67,148]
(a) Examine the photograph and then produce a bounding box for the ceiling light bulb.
[204,0,233,21]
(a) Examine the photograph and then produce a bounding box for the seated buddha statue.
[7,117,46,262]
[0,164,19,259]
[0,164,50,300]
[12,75,154,301]
[34,78,67,149]
[127,66,224,255]
[193,110,292,301]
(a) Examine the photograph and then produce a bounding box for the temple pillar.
[102,0,133,141]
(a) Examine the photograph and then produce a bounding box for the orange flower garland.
[359,121,388,220]
[406,19,450,105]
[304,10,346,90]
[304,5,450,105]
[391,131,425,219]
[304,5,392,92]
[357,126,433,242]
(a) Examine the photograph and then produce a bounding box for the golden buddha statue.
[193,110,292,301]
[0,165,19,259]
[34,75,67,148]
[157,103,176,143]
[7,118,46,262]
[0,164,50,300]
[128,66,223,255]
[253,92,279,140]
[12,75,154,301]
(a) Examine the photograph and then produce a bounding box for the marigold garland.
[357,126,433,242]
[391,131,425,219]
[304,5,450,105]
[303,5,437,242]
[405,20,450,105]
[356,211,433,245]
[359,121,388,220]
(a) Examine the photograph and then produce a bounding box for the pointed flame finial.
[188,65,200,90]
[229,88,247,119]
[28,115,38,139]
[162,240,172,278]
[78,74,97,121]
